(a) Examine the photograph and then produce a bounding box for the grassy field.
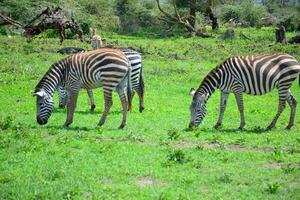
[0,28,300,199]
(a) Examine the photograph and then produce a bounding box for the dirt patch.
[172,141,197,148]
[226,144,274,153]
[288,180,300,189]
[98,137,277,154]
[135,177,162,187]
[170,141,274,153]
[265,162,281,169]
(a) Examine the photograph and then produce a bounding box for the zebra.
[33,48,132,129]
[57,48,145,112]
[189,53,300,130]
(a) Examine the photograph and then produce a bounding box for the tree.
[156,0,210,37]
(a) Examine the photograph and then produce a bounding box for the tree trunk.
[188,0,196,30]
[205,4,219,31]
[275,26,286,45]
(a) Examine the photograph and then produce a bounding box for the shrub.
[277,13,300,32]
[167,149,187,164]
[0,115,14,130]
[265,182,280,194]
[218,2,268,27]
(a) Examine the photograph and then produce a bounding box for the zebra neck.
[196,86,215,101]
[197,69,221,98]
[35,63,65,97]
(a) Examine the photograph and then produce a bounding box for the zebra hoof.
[285,125,293,130]
[139,107,144,113]
[265,125,274,131]
[237,126,244,131]
[118,124,126,129]
[90,105,96,112]
[213,123,222,129]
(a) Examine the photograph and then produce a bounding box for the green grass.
[0,28,300,199]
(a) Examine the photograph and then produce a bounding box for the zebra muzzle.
[37,117,48,125]
[189,122,195,128]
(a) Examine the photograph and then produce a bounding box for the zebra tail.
[127,65,133,111]
[139,64,145,98]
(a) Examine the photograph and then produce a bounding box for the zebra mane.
[35,60,66,95]
[196,65,222,97]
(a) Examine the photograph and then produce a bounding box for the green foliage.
[271,147,283,162]
[0,115,14,130]
[219,173,232,183]
[265,182,280,194]
[277,12,300,31]
[167,129,180,140]
[281,163,296,174]
[116,0,160,33]
[166,149,187,164]
[219,2,268,27]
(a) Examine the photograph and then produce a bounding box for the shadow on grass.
[27,124,97,131]
[183,126,268,134]
[54,109,122,115]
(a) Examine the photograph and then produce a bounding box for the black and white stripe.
[34,48,132,128]
[189,53,300,130]
[58,48,145,112]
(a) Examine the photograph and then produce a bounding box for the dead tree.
[205,5,219,31]
[0,6,83,44]
[156,0,210,37]
[275,26,286,45]
[188,0,196,29]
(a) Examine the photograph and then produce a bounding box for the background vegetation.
[0,0,300,199]
[1,0,300,36]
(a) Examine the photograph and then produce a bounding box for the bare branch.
[156,0,177,21]
[156,0,198,34]
[0,13,24,28]
[0,7,83,44]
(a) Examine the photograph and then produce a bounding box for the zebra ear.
[33,91,46,97]
[200,93,209,101]
[190,88,196,96]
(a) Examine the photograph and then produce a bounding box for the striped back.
[57,48,144,109]
[120,48,142,92]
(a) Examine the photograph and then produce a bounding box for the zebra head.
[33,89,54,125]
[189,88,208,128]
[57,86,67,108]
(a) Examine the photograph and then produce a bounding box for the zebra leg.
[136,87,145,113]
[267,84,290,130]
[64,90,79,127]
[127,91,135,111]
[266,100,286,130]
[286,91,297,129]
[86,89,96,111]
[214,91,229,129]
[234,91,245,130]
[98,89,113,127]
[118,89,128,129]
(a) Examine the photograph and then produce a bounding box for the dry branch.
[156,0,210,37]
[0,6,83,44]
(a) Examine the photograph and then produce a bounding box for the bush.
[277,13,300,32]
[219,2,268,27]
[116,0,159,34]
